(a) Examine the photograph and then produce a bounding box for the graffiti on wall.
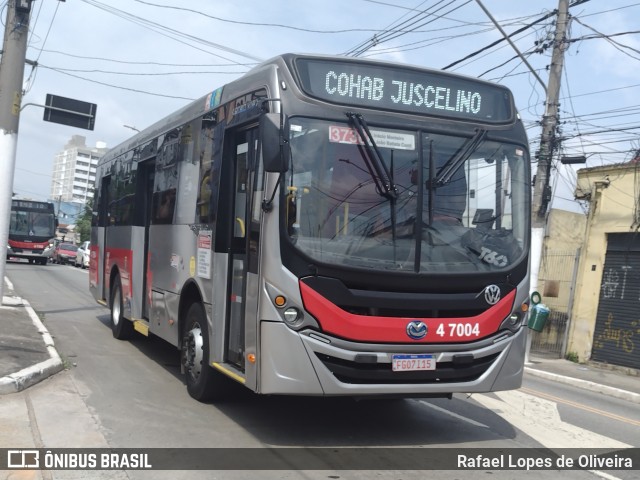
[593,313,638,354]
[593,262,640,368]
[600,266,634,300]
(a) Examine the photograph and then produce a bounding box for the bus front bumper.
[259,322,525,397]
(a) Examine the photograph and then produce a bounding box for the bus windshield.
[285,117,528,273]
[9,209,56,239]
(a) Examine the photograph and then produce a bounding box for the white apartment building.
[51,135,108,204]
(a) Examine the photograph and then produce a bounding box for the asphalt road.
[5,259,639,480]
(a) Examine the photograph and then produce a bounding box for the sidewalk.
[1,276,639,402]
[525,355,640,403]
[0,277,64,394]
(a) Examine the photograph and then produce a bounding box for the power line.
[37,48,258,68]
[24,0,62,93]
[581,2,640,18]
[573,17,640,60]
[358,24,495,58]
[41,64,248,76]
[346,0,474,57]
[131,0,396,34]
[442,8,556,70]
[41,66,196,101]
[79,0,263,63]
[344,0,441,56]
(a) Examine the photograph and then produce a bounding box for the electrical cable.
[79,0,263,63]
[41,66,196,100]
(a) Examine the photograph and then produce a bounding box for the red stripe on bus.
[9,240,50,249]
[89,245,99,289]
[299,281,515,343]
[105,247,134,299]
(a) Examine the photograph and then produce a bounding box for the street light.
[123,124,140,133]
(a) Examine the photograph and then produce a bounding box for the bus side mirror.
[260,113,289,172]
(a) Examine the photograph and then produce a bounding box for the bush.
[565,351,579,363]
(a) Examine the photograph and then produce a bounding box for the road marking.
[473,390,631,480]
[473,389,631,449]
[521,387,640,427]
[418,400,489,429]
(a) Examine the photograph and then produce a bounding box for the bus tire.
[110,275,134,340]
[182,302,227,402]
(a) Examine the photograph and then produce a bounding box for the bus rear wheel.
[110,275,134,340]
[182,302,228,402]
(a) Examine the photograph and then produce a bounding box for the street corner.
[0,295,64,395]
[0,358,65,395]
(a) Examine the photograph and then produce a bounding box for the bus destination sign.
[295,58,513,123]
[12,200,52,210]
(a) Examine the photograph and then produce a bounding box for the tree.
[75,198,93,243]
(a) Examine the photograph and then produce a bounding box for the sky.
[4,0,640,215]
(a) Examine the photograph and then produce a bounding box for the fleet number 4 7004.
[436,322,481,338]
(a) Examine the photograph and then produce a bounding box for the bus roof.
[100,53,516,164]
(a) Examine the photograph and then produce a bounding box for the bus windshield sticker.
[329,125,415,151]
[295,58,513,123]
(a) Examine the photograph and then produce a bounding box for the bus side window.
[152,129,180,225]
[153,188,177,224]
[197,116,222,225]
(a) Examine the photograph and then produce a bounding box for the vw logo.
[484,285,501,305]
[406,321,427,340]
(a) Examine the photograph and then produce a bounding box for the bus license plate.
[392,354,436,372]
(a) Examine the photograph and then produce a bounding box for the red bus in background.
[7,199,57,265]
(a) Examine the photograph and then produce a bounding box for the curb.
[524,366,640,404]
[0,295,64,395]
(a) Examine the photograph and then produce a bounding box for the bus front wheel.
[182,302,228,402]
[110,275,134,340]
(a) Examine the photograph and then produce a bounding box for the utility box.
[528,303,550,332]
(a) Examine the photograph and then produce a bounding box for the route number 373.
[436,322,481,338]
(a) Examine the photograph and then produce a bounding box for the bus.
[91,53,531,401]
[7,199,57,265]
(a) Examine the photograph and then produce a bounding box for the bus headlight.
[500,312,522,332]
[265,281,320,331]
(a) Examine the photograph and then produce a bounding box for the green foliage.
[565,351,580,363]
[75,198,93,243]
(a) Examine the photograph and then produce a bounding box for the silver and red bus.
[7,199,57,265]
[91,54,531,401]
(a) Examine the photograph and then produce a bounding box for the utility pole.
[527,0,570,362]
[0,0,32,302]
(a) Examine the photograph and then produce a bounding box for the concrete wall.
[540,209,585,309]
[568,163,639,361]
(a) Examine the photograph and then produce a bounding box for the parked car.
[75,241,90,269]
[52,242,78,265]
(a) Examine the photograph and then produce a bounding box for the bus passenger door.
[135,160,155,320]
[223,126,260,370]
[97,175,111,303]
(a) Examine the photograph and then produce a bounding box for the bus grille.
[315,352,500,385]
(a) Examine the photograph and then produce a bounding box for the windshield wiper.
[435,129,487,186]
[347,112,400,262]
[346,112,397,200]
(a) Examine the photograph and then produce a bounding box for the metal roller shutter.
[591,233,640,369]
